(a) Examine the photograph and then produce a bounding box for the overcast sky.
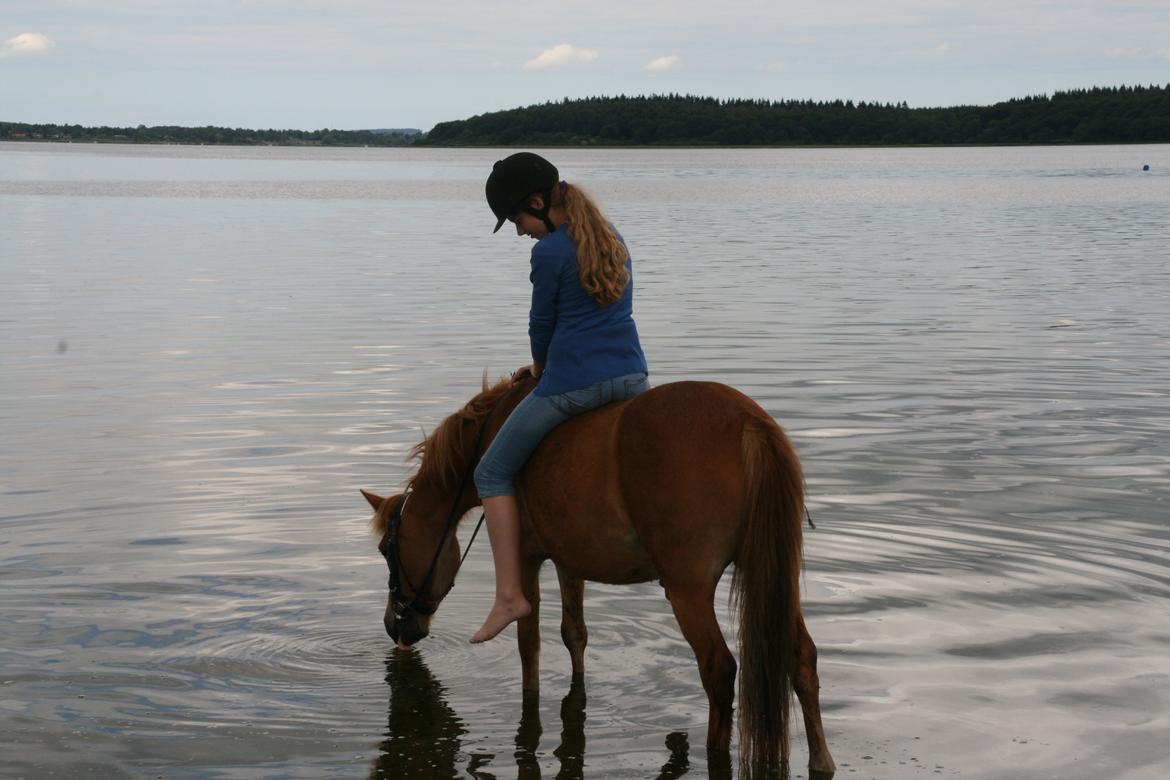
[3,1,1168,131]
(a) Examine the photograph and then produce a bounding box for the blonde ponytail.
[551,183,630,307]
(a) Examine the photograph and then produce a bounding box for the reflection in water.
[552,678,586,779]
[656,731,694,780]
[373,659,705,779]
[516,693,544,779]
[372,650,467,779]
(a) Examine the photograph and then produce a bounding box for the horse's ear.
[361,489,386,511]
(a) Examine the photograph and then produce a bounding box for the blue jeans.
[474,372,650,498]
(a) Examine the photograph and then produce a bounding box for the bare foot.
[470,596,531,643]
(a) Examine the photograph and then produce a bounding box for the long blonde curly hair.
[549,183,630,307]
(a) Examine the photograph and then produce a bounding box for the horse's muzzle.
[385,613,429,647]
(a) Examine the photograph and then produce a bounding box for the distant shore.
[0,123,421,147]
[421,86,1170,147]
[3,138,1165,153]
[5,84,1169,148]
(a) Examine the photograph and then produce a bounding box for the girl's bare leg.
[471,495,532,643]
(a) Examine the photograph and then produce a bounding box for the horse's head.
[363,488,462,649]
[363,375,533,649]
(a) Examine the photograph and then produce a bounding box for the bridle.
[381,417,490,620]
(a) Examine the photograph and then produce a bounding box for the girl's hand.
[511,364,541,384]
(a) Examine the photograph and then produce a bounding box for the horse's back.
[519,381,774,586]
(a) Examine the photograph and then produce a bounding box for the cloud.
[1,32,54,57]
[523,43,599,70]
[646,55,681,71]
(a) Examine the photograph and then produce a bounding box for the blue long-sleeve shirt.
[528,225,648,397]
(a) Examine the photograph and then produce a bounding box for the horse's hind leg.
[666,585,737,753]
[556,565,587,679]
[794,614,835,777]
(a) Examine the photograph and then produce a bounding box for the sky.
[2,0,1169,131]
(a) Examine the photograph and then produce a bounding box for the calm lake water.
[2,141,1169,780]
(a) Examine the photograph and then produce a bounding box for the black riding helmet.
[485,152,559,234]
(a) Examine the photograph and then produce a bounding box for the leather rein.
[381,416,490,619]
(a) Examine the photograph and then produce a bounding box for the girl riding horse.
[472,152,650,643]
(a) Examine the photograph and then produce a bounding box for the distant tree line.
[4,85,1167,148]
[0,123,421,146]
[422,85,1170,146]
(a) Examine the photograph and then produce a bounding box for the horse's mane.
[405,374,514,494]
[369,375,513,537]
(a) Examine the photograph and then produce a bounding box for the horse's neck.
[414,379,535,520]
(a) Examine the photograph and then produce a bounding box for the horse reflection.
[370,650,466,779]
[515,692,543,779]
[552,678,586,779]
[372,656,723,779]
[515,677,704,779]
[513,681,586,780]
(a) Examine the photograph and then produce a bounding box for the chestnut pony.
[363,376,835,776]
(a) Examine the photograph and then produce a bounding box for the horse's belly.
[518,406,657,585]
[533,513,658,584]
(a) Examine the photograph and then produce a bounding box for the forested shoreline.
[3,85,1167,147]
[423,86,1170,146]
[0,123,420,146]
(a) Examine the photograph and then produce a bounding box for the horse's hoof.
[809,764,836,780]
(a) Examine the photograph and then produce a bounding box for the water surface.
[2,142,1169,779]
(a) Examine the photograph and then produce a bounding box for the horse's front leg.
[518,558,543,694]
[555,565,587,679]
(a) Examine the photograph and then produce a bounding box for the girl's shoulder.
[531,227,576,261]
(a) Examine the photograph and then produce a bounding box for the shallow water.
[2,141,1169,779]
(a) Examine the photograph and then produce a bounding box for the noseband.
[382,417,491,620]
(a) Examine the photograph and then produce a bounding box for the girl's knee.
[473,460,495,495]
[474,458,514,499]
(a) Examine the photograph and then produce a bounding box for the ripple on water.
[6,144,1170,778]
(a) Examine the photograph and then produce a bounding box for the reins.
[384,412,492,619]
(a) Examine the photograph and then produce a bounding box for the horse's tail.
[732,415,805,769]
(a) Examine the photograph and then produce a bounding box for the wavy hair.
[549,183,630,307]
